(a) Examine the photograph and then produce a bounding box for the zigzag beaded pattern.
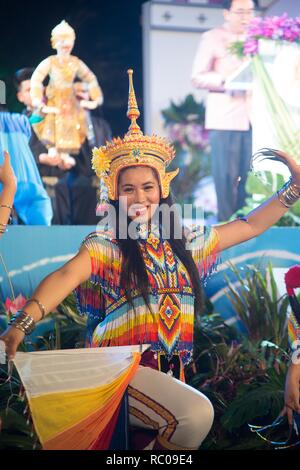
[75,227,220,366]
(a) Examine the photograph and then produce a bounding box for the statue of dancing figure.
[30,20,103,168]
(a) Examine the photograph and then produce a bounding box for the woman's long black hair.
[111,168,203,314]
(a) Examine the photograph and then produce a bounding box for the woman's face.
[118,166,160,223]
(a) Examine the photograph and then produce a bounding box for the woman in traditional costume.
[30,20,103,168]
[1,70,300,450]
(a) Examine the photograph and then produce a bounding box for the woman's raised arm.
[215,150,300,252]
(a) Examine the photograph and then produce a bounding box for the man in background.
[192,0,255,221]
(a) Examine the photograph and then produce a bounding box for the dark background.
[0,0,257,136]
[0,0,147,136]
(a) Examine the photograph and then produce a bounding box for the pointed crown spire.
[126,69,142,136]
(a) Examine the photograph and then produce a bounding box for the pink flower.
[4,294,27,316]
[168,123,185,146]
[283,25,300,41]
[284,29,296,41]
[243,39,258,55]
[247,17,263,38]
[262,17,278,38]
[185,123,209,149]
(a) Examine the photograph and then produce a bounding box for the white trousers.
[128,366,214,449]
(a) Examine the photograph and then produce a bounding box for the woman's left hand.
[272,150,300,186]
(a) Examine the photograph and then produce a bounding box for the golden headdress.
[51,20,76,48]
[92,69,179,208]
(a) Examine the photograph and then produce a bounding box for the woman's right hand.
[0,326,25,360]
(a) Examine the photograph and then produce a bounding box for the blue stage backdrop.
[1,226,300,328]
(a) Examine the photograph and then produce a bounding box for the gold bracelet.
[0,204,12,210]
[277,178,300,208]
[25,298,46,320]
[9,310,36,335]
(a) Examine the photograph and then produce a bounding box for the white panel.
[149,29,207,136]
[151,3,223,31]
[143,1,224,136]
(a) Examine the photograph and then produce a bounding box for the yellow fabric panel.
[29,352,140,443]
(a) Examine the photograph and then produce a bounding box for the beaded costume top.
[75,226,220,368]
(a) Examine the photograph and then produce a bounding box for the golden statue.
[30,20,103,167]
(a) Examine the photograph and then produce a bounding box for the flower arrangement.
[162,94,209,154]
[232,14,300,57]
[167,121,209,153]
[161,95,211,205]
